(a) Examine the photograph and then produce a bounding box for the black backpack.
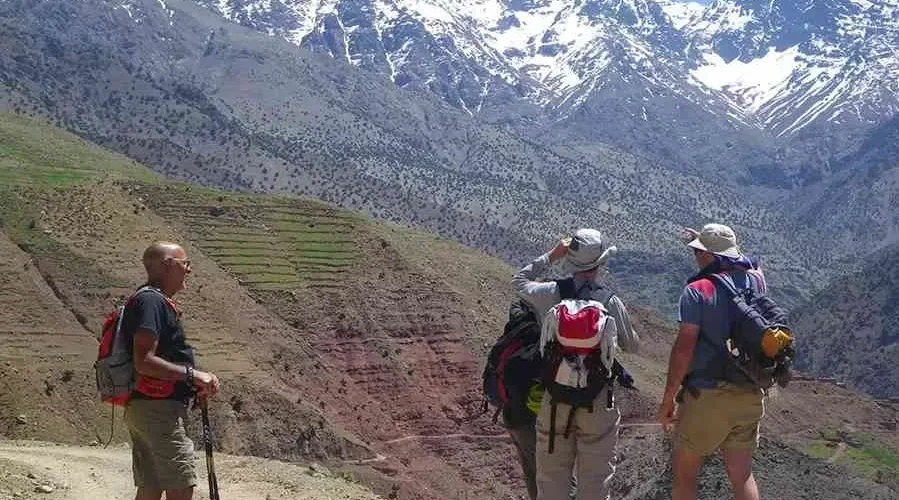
[696,273,795,389]
[482,279,578,426]
[481,300,542,426]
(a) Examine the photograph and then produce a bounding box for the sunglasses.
[569,237,581,251]
[166,257,192,268]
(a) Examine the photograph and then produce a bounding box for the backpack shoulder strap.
[555,278,576,300]
[127,286,175,312]
[134,285,164,297]
[706,273,741,298]
[593,286,615,308]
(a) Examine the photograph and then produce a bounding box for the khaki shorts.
[124,398,197,490]
[674,383,764,456]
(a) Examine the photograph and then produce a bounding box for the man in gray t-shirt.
[660,224,766,500]
[513,229,639,500]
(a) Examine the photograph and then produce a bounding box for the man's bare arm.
[133,329,190,380]
[663,322,700,402]
[132,329,220,396]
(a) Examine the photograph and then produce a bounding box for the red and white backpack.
[540,299,618,405]
[539,298,619,453]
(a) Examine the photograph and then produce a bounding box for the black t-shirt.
[121,287,196,401]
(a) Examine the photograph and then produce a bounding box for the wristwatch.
[186,365,194,386]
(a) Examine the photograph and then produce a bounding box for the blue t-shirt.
[678,266,767,389]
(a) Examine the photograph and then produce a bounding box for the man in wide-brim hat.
[660,223,768,500]
[511,228,640,500]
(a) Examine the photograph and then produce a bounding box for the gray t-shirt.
[678,268,767,389]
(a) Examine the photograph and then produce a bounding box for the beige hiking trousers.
[535,388,620,500]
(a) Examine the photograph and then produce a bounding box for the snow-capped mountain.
[196,0,714,115]
[197,0,897,136]
[190,0,898,186]
[685,0,899,136]
[195,0,770,181]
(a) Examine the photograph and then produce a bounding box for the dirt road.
[0,441,382,500]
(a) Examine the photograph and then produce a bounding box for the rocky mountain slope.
[792,240,899,400]
[1,114,898,499]
[0,0,826,313]
[792,114,899,259]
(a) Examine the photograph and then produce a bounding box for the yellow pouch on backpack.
[761,327,793,358]
[526,383,544,416]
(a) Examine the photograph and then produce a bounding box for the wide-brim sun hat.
[686,223,742,258]
[560,228,617,274]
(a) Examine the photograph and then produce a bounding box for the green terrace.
[807,430,899,485]
[138,188,361,291]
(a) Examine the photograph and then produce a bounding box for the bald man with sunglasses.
[122,242,220,500]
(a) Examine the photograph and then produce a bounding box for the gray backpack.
[94,286,165,405]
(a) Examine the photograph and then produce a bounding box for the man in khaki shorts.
[660,224,767,500]
[122,242,221,500]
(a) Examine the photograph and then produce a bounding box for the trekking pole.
[200,398,221,500]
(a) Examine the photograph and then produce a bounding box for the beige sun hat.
[560,228,617,274]
[686,223,742,258]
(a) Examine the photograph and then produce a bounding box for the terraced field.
[141,188,362,292]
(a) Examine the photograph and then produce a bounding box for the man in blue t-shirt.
[660,224,766,500]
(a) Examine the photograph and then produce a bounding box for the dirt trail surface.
[0,441,382,500]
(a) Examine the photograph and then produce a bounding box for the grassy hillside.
[0,112,513,500]
[0,113,896,499]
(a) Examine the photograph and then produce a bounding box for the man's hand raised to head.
[548,238,569,264]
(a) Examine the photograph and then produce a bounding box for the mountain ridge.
[194,0,899,144]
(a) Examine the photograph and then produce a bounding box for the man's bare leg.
[723,448,760,500]
[671,448,704,500]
